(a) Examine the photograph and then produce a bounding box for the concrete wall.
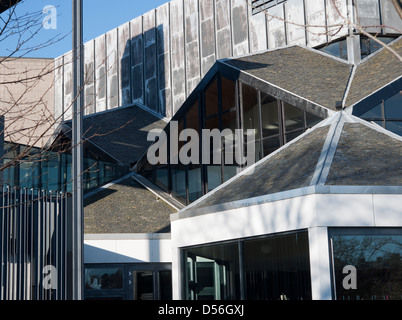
[54,0,402,121]
[0,57,55,148]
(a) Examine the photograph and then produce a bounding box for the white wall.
[170,192,402,299]
[84,233,172,264]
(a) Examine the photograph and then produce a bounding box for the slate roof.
[178,112,402,217]
[222,45,352,111]
[84,175,176,234]
[53,104,167,167]
[346,37,402,107]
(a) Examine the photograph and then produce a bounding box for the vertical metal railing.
[0,186,72,300]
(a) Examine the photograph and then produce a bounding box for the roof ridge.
[309,112,345,186]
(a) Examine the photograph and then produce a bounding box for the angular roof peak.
[175,112,402,219]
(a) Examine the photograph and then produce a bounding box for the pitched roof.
[346,37,402,108]
[54,104,167,167]
[177,112,402,218]
[84,175,176,234]
[222,45,352,111]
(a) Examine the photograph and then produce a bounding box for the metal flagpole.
[71,0,84,300]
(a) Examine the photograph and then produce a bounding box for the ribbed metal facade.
[0,187,72,300]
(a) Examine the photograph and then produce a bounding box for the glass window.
[85,267,124,290]
[156,165,169,191]
[242,83,260,140]
[221,77,236,112]
[320,39,348,60]
[385,121,402,136]
[262,137,280,156]
[330,228,402,300]
[187,100,200,132]
[171,164,186,199]
[243,232,312,300]
[207,165,221,192]
[261,93,279,137]
[181,231,312,300]
[188,165,202,203]
[384,92,402,119]
[306,112,323,127]
[360,103,382,119]
[285,130,304,143]
[283,102,304,132]
[182,242,240,300]
[133,271,154,300]
[205,78,219,117]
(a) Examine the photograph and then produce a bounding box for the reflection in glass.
[385,121,402,136]
[261,93,279,137]
[330,229,402,300]
[283,102,304,132]
[306,112,323,127]
[243,232,311,300]
[221,77,236,112]
[182,242,240,300]
[285,130,304,143]
[188,166,202,202]
[205,77,219,117]
[262,137,280,156]
[133,271,154,300]
[156,165,169,191]
[320,39,348,60]
[384,92,402,119]
[242,84,260,139]
[207,165,221,192]
[360,104,382,119]
[85,267,123,290]
[187,101,200,132]
[171,164,186,199]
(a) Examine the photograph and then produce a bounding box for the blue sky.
[0,0,169,58]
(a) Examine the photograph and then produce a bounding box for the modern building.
[1,0,402,300]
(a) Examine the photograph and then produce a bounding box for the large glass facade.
[182,231,311,300]
[1,142,119,193]
[359,91,402,136]
[138,72,324,205]
[84,263,172,300]
[329,228,402,300]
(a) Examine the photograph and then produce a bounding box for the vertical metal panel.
[84,40,96,116]
[326,0,349,41]
[106,28,119,110]
[215,0,232,59]
[118,22,132,107]
[354,0,381,34]
[267,2,287,48]
[200,0,216,77]
[95,34,107,112]
[130,16,144,105]
[0,187,71,299]
[231,0,249,56]
[170,0,186,114]
[285,0,307,45]
[305,0,328,47]
[54,56,64,123]
[157,2,172,118]
[63,51,74,121]
[380,0,402,34]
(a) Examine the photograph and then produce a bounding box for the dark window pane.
[360,103,382,119]
[207,165,221,192]
[320,39,348,60]
[223,165,238,182]
[241,83,260,139]
[330,229,402,300]
[187,100,200,132]
[261,93,279,137]
[182,242,240,300]
[221,77,236,112]
[205,78,219,117]
[188,166,202,202]
[285,130,304,143]
[306,112,323,127]
[171,164,186,199]
[384,92,402,119]
[156,165,169,191]
[262,136,280,156]
[243,232,312,300]
[221,110,237,131]
[283,102,304,132]
[85,267,124,290]
[385,121,402,136]
[205,115,219,131]
[159,270,172,300]
[133,271,154,300]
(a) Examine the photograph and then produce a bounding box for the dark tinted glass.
[221,77,236,112]
[85,267,124,290]
[283,102,304,132]
[360,103,382,119]
[261,93,279,137]
[242,84,260,139]
[243,232,312,300]
[205,78,219,117]
[384,92,402,119]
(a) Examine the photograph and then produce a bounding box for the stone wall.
[54,0,402,121]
